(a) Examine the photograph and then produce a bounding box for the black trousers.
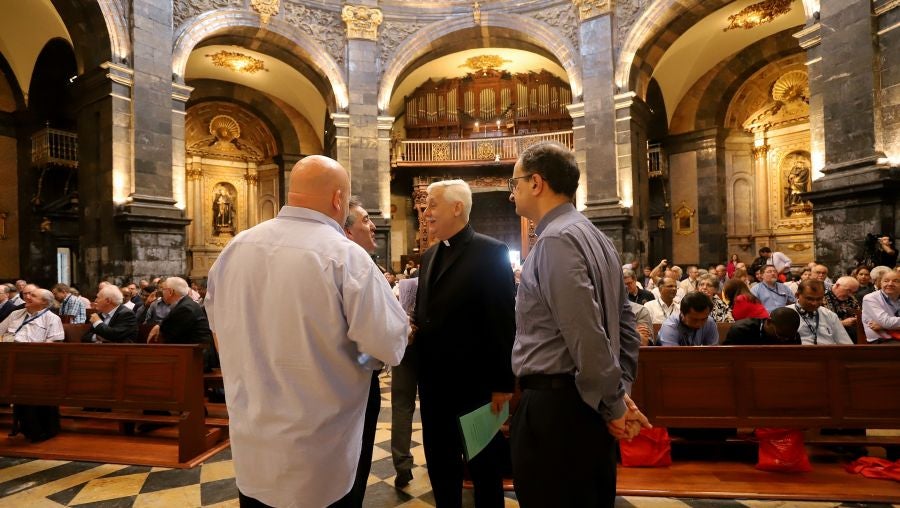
[331,370,381,508]
[418,380,505,508]
[510,380,617,508]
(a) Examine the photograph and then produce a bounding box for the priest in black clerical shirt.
[412,179,515,508]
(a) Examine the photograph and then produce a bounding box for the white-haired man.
[413,179,516,507]
[205,155,408,507]
[0,287,63,343]
[86,285,138,343]
[1,286,63,442]
[148,277,212,347]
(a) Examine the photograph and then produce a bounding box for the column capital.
[571,0,613,21]
[341,5,383,41]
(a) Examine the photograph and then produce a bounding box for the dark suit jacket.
[724,318,800,345]
[414,224,516,407]
[0,300,16,323]
[83,305,138,343]
[159,296,213,345]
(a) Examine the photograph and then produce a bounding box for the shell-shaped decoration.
[209,115,241,142]
[771,71,809,103]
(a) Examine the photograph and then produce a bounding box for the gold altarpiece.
[725,66,814,264]
[184,106,281,278]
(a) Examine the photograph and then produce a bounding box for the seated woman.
[724,277,768,321]
[862,270,900,343]
[698,274,733,323]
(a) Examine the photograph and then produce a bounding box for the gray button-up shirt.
[512,203,641,422]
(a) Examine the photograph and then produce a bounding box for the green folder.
[457,401,510,461]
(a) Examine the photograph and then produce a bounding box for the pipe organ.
[404,69,572,139]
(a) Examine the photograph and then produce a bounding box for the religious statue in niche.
[212,184,236,236]
[781,151,812,217]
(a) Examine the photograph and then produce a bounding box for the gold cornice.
[571,0,612,21]
[342,5,383,41]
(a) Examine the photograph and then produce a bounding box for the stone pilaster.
[613,91,652,265]
[576,7,635,255]
[375,115,395,264]
[343,3,388,264]
[803,0,900,273]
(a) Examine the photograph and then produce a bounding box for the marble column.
[802,0,900,273]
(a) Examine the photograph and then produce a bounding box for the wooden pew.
[0,342,215,464]
[631,345,900,444]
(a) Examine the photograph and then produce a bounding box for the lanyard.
[799,309,819,344]
[761,282,787,298]
[14,309,50,334]
[882,291,900,317]
[657,299,674,318]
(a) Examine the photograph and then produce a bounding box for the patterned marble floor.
[0,372,897,508]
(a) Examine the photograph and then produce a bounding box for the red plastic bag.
[620,427,672,467]
[845,457,900,481]
[755,428,811,473]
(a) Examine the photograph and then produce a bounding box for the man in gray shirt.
[508,141,648,507]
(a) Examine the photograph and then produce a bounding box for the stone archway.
[378,12,582,112]
[172,9,348,110]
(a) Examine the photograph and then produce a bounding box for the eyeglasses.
[507,174,533,193]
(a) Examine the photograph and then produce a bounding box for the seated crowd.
[626,243,900,346]
[0,276,213,350]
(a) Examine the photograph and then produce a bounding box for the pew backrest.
[631,344,900,429]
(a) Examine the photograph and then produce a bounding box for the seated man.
[724,307,802,345]
[624,269,654,305]
[149,277,215,369]
[787,280,852,345]
[629,301,655,346]
[862,270,900,343]
[0,287,63,442]
[658,291,719,346]
[0,285,17,323]
[645,277,680,325]
[825,276,861,339]
[84,285,138,343]
[0,287,64,343]
[52,283,86,324]
[750,265,796,313]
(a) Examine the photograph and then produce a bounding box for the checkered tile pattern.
[0,372,896,507]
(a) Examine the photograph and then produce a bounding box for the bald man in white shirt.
[205,156,409,508]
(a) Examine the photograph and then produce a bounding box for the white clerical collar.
[442,240,450,246]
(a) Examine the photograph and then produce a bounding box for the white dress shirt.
[787,304,852,345]
[0,308,64,342]
[205,205,409,508]
[862,290,900,342]
[644,298,680,325]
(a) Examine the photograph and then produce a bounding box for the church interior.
[0,0,899,506]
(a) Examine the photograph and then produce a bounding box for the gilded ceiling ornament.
[206,50,268,74]
[250,0,279,24]
[341,5,383,41]
[210,115,241,143]
[724,0,792,32]
[772,70,810,103]
[459,55,512,72]
[571,0,612,21]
